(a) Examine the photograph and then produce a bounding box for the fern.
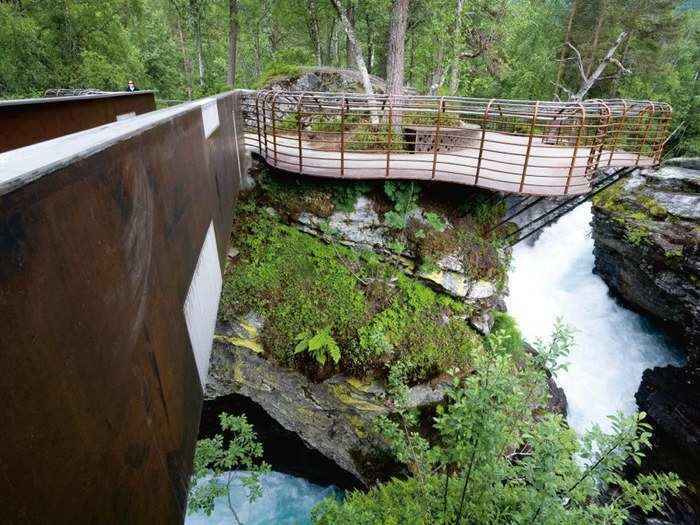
[423,211,447,232]
[294,328,341,366]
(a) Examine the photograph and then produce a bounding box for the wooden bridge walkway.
[242,92,670,197]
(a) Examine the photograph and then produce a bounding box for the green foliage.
[423,212,448,232]
[254,62,303,89]
[331,183,371,213]
[387,239,407,255]
[294,327,341,366]
[313,326,683,525]
[625,223,649,247]
[384,181,421,230]
[188,413,270,523]
[220,209,367,368]
[488,311,524,356]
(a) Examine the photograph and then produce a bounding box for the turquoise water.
[185,471,341,525]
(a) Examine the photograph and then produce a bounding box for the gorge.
[191,157,699,524]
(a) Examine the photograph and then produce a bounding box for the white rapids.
[505,202,684,433]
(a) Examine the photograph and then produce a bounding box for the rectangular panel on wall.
[184,221,223,389]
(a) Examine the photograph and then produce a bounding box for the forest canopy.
[1,0,698,155]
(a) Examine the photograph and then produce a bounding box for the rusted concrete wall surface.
[0,92,244,524]
[0,91,156,153]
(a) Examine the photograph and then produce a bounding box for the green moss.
[221,203,485,383]
[637,194,667,219]
[220,211,367,368]
[254,63,303,88]
[488,311,524,356]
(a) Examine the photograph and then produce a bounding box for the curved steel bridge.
[241,91,671,196]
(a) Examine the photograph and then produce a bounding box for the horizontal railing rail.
[239,90,671,196]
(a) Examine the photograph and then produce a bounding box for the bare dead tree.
[329,0,379,123]
[558,31,630,102]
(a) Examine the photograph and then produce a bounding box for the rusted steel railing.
[240,91,672,196]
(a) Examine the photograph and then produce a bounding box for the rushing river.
[185,471,341,525]
[506,202,684,433]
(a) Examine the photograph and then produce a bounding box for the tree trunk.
[346,1,356,69]
[173,14,193,99]
[308,0,322,65]
[554,0,578,99]
[449,0,465,95]
[386,0,409,96]
[585,0,606,77]
[226,0,239,86]
[189,0,205,87]
[364,9,373,73]
[428,45,447,95]
[330,0,378,123]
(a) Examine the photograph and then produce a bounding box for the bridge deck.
[246,132,653,196]
[242,91,669,196]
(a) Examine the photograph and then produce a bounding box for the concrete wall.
[0,92,244,524]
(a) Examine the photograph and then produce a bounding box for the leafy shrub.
[254,62,303,88]
[331,182,371,212]
[423,211,448,232]
[384,181,420,230]
[313,328,683,525]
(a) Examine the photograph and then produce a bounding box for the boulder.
[205,316,452,486]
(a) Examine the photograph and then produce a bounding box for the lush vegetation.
[219,196,487,384]
[1,0,697,155]
[312,326,684,524]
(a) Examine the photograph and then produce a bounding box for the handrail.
[239,90,672,197]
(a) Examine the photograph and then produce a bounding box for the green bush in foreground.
[312,325,683,525]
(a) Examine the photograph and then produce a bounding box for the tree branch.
[566,42,587,82]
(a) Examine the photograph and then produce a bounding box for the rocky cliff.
[202,163,565,487]
[591,158,700,522]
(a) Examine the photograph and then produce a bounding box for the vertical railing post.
[386,97,393,178]
[261,91,270,159]
[519,101,539,193]
[564,103,585,195]
[431,97,445,179]
[255,93,263,154]
[590,101,611,176]
[340,95,346,177]
[635,102,655,166]
[475,98,495,186]
[652,104,672,164]
[607,99,628,167]
[271,92,279,167]
[297,92,305,174]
